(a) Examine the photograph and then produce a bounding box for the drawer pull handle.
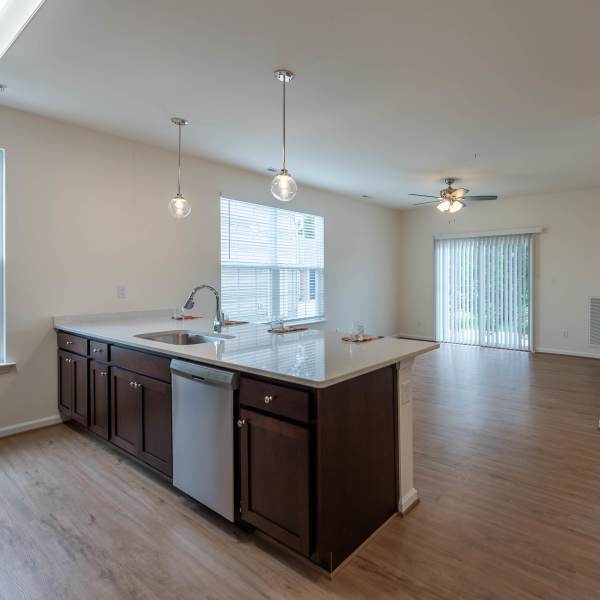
[65,340,73,345]
[65,358,72,364]
[129,381,141,389]
[264,394,274,404]
[237,418,246,428]
[92,348,102,353]
[100,371,107,377]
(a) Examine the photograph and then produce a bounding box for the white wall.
[397,189,600,357]
[0,105,402,431]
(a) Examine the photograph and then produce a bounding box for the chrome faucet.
[183,285,225,332]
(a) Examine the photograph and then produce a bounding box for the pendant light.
[168,117,191,219]
[271,69,297,202]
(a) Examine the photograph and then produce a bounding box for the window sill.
[0,362,16,373]
[284,317,328,327]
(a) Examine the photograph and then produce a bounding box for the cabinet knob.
[264,394,273,404]
[65,358,71,364]
[65,340,73,345]
[237,418,246,428]
[92,348,101,353]
[100,371,107,377]
[129,381,140,388]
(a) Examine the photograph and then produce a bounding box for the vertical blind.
[435,234,532,350]
[220,197,324,323]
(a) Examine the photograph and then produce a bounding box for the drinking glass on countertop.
[271,316,284,331]
[351,321,365,341]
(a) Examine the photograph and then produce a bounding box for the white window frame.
[220,196,325,325]
[433,231,536,352]
[0,149,10,368]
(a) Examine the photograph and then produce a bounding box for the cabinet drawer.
[90,340,109,361]
[240,377,310,423]
[110,346,171,382]
[57,332,88,356]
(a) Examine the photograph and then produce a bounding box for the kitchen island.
[54,310,438,573]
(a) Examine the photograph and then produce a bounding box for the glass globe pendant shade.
[168,194,191,219]
[271,169,297,202]
[437,199,451,212]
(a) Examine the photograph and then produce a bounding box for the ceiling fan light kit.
[410,177,498,214]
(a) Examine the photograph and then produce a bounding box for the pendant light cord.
[177,123,182,196]
[282,77,286,171]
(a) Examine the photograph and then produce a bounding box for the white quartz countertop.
[53,311,439,388]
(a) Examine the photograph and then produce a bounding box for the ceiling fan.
[409,178,498,213]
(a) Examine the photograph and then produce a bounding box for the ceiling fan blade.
[464,195,498,201]
[412,200,440,206]
[451,188,469,199]
[408,194,439,199]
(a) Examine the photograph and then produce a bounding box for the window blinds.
[220,197,324,323]
[435,234,532,351]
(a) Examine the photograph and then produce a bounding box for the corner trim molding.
[0,414,63,439]
[399,487,419,514]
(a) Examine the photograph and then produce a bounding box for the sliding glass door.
[435,234,533,351]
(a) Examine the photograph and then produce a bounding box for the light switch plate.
[116,285,127,299]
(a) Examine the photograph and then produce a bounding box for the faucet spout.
[183,285,224,332]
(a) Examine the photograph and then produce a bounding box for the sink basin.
[135,330,235,345]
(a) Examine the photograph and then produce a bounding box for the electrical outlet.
[562,329,568,339]
[116,285,127,299]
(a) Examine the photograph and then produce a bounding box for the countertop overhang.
[53,310,439,388]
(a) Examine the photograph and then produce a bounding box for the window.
[435,233,533,351]
[220,197,324,324]
[0,150,5,362]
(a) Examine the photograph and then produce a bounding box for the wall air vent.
[590,298,600,346]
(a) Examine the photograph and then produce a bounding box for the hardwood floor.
[1,344,600,599]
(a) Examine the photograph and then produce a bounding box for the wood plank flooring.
[1,344,600,599]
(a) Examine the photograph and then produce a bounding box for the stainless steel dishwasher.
[171,359,239,522]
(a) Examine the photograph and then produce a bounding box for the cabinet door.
[57,350,73,418]
[239,408,310,556]
[71,353,89,426]
[138,373,172,477]
[90,361,110,439]
[110,367,141,456]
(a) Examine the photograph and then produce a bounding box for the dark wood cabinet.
[239,407,310,556]
[110,367,172,476]
[71,353,89,426]
[110,366,141,456]
[58,350,73,418]
[56,328,399,573]
[138,372,172,476]
[57,350,88,426]
[89,360,110,439]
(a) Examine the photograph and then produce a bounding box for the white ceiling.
[2,0,600,208]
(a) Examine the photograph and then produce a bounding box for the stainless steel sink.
[135,330,235,345]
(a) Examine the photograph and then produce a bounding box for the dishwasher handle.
[171,359,239,390]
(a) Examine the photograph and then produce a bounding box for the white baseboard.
[0,415,63,439]
[536,347,600,360]
[395,333,437,342]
